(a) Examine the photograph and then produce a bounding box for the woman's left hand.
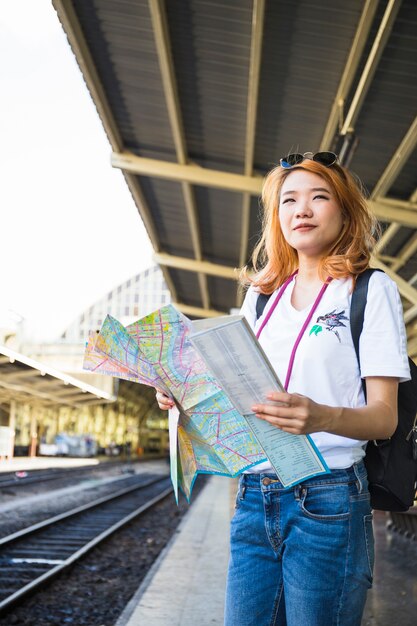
[252,391,331,435]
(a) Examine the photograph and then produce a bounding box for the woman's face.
[278,169,344,260]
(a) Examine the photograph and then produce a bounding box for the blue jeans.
[224,462,374,626]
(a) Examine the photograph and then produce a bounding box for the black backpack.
[256,269,417,511]
[351,269,417,511]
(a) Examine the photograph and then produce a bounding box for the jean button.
[262,477,271,486]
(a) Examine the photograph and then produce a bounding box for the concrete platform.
[116,475,417,626]
[0,456,99,473]
[116,475,232,626]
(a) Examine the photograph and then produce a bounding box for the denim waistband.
[241,461,367,492]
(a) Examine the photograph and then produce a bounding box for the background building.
[8,265,171,456]
[62,264,170,344]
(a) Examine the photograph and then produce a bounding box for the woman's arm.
[252,376,398,440]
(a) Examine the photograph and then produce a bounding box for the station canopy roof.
[0,345,116,408]
[54,1,417,354]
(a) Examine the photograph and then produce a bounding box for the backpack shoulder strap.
[350,268,384,385]
[256,293,271,320]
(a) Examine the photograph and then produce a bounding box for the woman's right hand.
[155,389,174,411]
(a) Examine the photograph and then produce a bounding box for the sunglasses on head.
[279,151,338,168]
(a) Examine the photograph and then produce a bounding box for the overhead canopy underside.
[53,0,417,354]
[0,346,116,408]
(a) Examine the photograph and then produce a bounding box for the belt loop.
[294,484,301,500]
[353,462,363,493]
[238,475,247,500]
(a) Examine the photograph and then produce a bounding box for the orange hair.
[241,159,379,293]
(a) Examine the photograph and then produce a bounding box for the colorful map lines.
[84,305,266,499]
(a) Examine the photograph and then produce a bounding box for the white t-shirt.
[241,271,410,471]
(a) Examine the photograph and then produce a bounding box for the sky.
[0,1,154,342]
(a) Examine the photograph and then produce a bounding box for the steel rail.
[0,467,109,490]
[0,459,148,489]
[0,475,167,545]
[0,476,173,613]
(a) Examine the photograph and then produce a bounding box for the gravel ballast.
[0,462,208,625]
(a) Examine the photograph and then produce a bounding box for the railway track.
[0,459,140,490]
[0,474,173,614]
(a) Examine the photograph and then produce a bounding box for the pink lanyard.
[256,272,331,391]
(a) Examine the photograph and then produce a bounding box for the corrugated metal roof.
[137,176,193,256]
[254,0,366,169]
[391,147,417,200]
[54,0,417,353]
[348,0,417,194]
[73,0,177,160]
[166,0,252,171]
[168,267,202,307]
[195,186,244,264]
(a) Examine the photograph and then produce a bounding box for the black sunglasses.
[279,151,338,168]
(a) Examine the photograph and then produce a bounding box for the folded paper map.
[83,305,329,500]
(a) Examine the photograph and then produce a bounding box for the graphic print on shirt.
[309,309,349,343]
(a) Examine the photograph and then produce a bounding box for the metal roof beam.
[371,115,417,198]
[406,324,417,340]
[29,380,72,391]
[407,337,417,360]
[378,254,398,264]
[371,192,417,254]
[239,0,265,278]
[0,393,56,408]
[49,388,89,398]
[122,174,162,253]
[0,377,107,406]
[409,273,417,287]
[74,398,110,407]
[58,393,91,401]
[378,197,417,212]
[371,256,417,306]
[369,200,417,229]
[408,339,417,358]
[148,0,210,310]
[148,0,186,163]
[0,380,68,405]
[341,0,402,135]
[122,172,178,302]
[0,346,114,402]
[154,252,237,279]
[404,304,417,324]
[112,152,263,194]
[390,232,417,272]
[320,0,379,150]
[370,186,417,272]
[244,0,265,180]
[182,183,210,309]
[369,124,417,249]
[0,370,43,382]
[373,223,401,254]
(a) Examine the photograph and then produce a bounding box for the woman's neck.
[296,258,323,287]
[291,259,326,310]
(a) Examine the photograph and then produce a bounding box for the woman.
[157,152,410,625]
